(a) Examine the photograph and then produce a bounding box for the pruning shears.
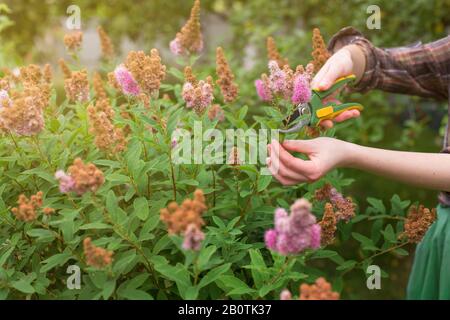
[280,74,364,133]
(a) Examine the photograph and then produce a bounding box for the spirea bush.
[0,0,436,300]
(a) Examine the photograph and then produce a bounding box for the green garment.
[407,205,450,299]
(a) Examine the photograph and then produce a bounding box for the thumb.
[282,139,315,153]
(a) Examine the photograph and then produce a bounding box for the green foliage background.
[0,0,449,299]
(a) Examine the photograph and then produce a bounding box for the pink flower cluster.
[182,80,214,114]
[182,223,205,251]
[255,60,312,105]
[265,198,321,255]
[54,170,76,193]
[0,90,12,109]
[114,65,140,96]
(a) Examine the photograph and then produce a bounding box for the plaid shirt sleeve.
[327,27,450,101]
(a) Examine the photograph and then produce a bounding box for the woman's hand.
[267,138,351,185]
[311,46,362,129]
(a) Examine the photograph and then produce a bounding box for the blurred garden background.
[1,0,449,299]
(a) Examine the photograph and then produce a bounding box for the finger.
[267,157,301,186]
[311,63,330,89]
[333,109,361,123]
[320,120,334,129]
[282,139,315,154]
[270,141,310,181]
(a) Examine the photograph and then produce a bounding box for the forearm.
[342,143,450,192]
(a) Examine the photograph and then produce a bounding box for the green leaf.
[120,289,153,300]
[367,197,386,214]
[80,222,112,230]
[26,229,55,242]
[352,232,374,247]
[11,279,35,294]
[198,263,231,289]
[336,260,357,271]
[102,279,116,300]
[133,197,149,221]
[381,224,396,243]
[248,249,267,288]
[0,247,14,267]
[310,250,338,260]
[218,275,254,296]
[257,175,272,192]
[41,252,72,273]
[113,251,137,275]
[197,245,217,271]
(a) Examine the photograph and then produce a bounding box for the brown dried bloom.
[43,64,53,84]
[319,203,337,246]
[124,49,166,96]
[58,59,72,79]
[160,189,207,235]
[0,65,50,136]
[299,277,339,300]
[400,205,437,243]
[216,47,238,103]
[267,36,289,68]
[184,66,197,85]
[314,183,355,222]
[97,26,115,60]
[83,237,113,268]
[11,191,43,222]
[92,72,107,100]
[64,69,90,103]
[87,100,127,153]
[64,31,83,52]
[170,0,203,55]
[43,207,55,216]
[68,158,105,195]
[107,71,121,90]
[208,104,225,122]
[311,28,331,72]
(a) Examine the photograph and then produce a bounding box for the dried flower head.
[184,66,197,85]
[58,59,72,79]
[208,104,225,122]
[124,49,166,96]
[55,158,105,195]
[92,72,107,100]
[64,69,90,103]
[267,36,289,68]
[83,237,113,268]
[97,26,115,60]
[87,99,127,154]
[400,205,437,243]
[0,65,50,136]
[43,64,53,84]
[314,183,355,222]
[11,191,43,222]
[265,198,321,255]
[182,70,214,114]
[64,31,83,52]
[215,47,238,103]
[299,277,339,300]
[43,207,55,216]
[160,189,207,235]
[311,28,331,72]
[318,203,337,246]
[170,0,203,55]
